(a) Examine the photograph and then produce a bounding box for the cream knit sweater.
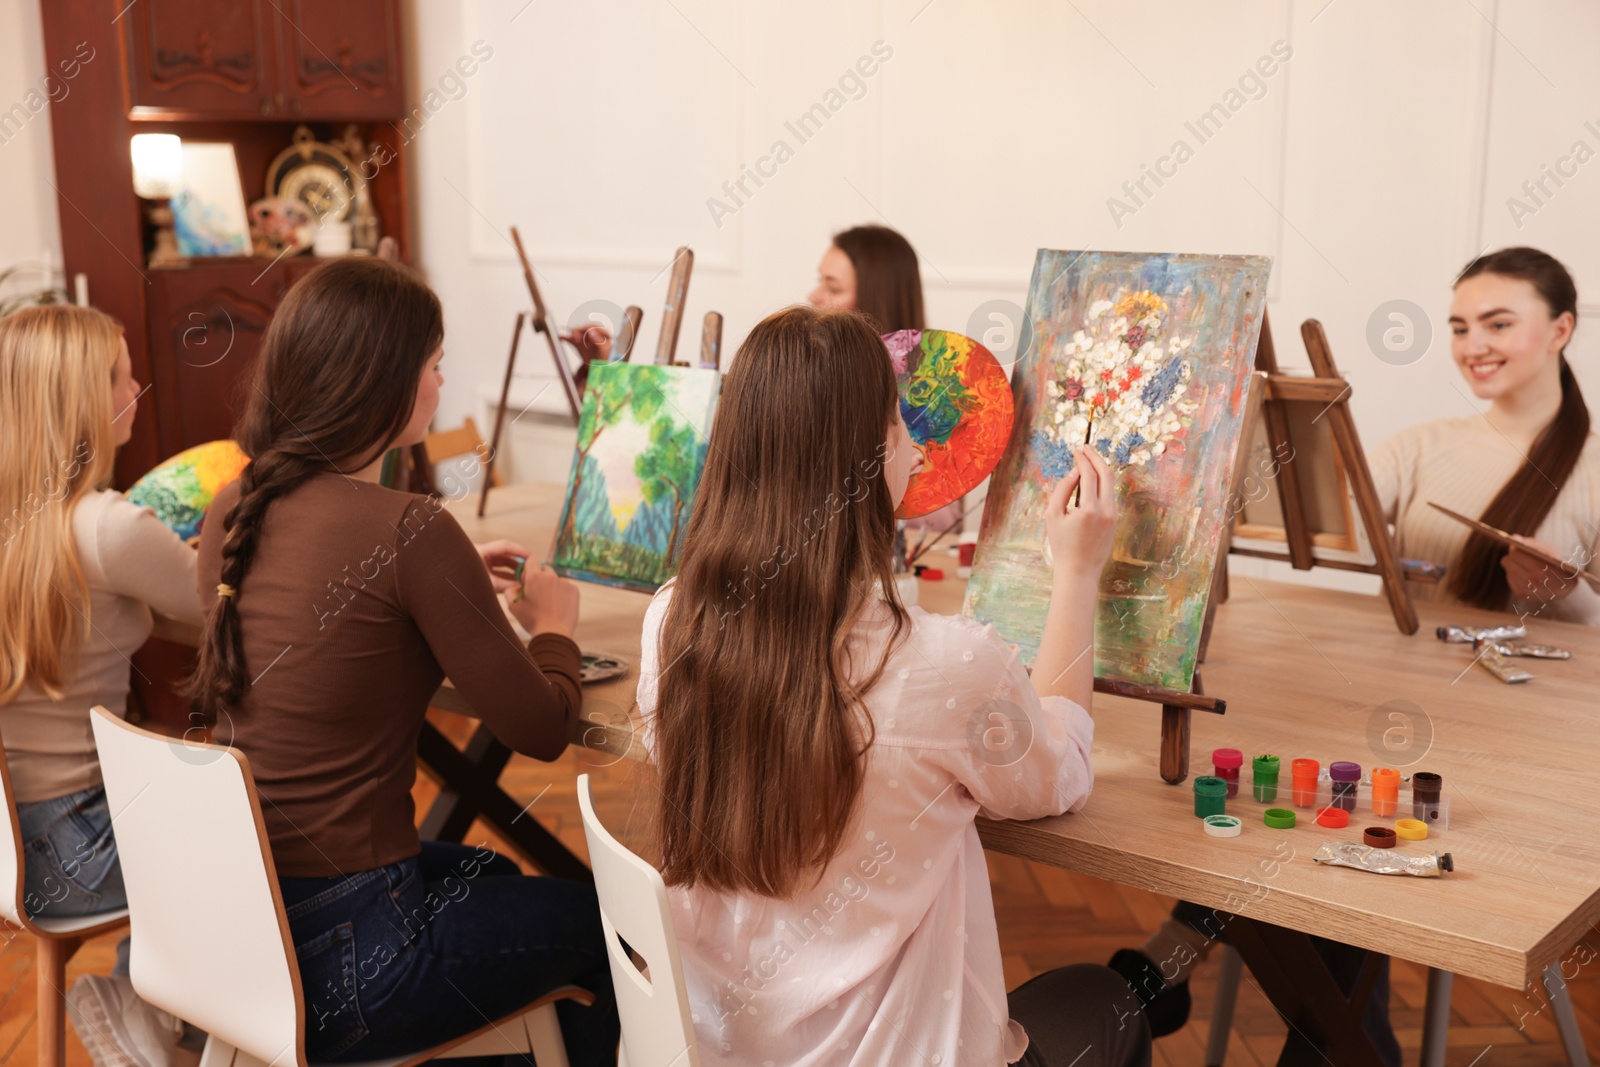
[1368,416,1600,626]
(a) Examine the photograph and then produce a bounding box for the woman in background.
[1371,245,1598,622]
[811,224,964,540]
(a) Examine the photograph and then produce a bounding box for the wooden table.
[441,483,1600,1063]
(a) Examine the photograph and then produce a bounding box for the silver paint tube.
[1312,842,1453,877]
[1436,623,1526,643]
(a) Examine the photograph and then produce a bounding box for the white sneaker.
[66,975,183,1067]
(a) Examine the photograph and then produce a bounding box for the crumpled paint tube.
[1479,646,1534,684]
[1483,639,1571,660]
[1436,623,1526,643]
[1312,842,1452,877]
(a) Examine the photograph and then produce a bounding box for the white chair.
[0,731,131,1067]
[576,773,700,1067]
[89,706,592,1067]
[1202,944,1589,1067]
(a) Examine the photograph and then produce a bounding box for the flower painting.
[552,362,720,592]
[965,250,1271,690]
[884,329,1015,519]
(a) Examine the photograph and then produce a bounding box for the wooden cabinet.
[124,0,403,120]
[41,0,412,486]
[125,0,277,117]
[144,261,296,454]
[276,0,405,119]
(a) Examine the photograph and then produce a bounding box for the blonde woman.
[0,305,202,1067]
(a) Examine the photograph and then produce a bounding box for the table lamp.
[130,133,186,268]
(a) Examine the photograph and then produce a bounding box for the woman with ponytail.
[0,305,204,1064]
[188,258,617,1063]
[1371,246,1599,621]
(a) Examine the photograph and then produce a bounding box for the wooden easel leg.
[39,935,82,1067]
[1160,703,1191,784]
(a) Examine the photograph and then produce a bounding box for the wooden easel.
[1212,312,1419,634]
[477,228,647,517]
[1102,370,1266,785]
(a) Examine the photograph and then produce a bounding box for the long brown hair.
[1448,247,1587,609]
[652,306,909,897]
[0,305,122,702]
[833,224,926,334]
[184,257,442,713]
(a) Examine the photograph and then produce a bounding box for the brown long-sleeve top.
[198,474,581,877]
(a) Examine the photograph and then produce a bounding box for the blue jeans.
[16,784,128,921]
[277,841,619,1066]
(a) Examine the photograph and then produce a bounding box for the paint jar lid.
[1263,808,1296,829]
[1211,748,1244,770]
[1363,827,1398,848]
[1194,775,1228,797]
[1203,815,1243,838]
[1253,754,1280,776]
[1315,806,1350,828]
[1329,761,1362,782]
[1394,818,1429,840]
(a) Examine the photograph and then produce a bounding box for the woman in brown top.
[188,258,617,1063]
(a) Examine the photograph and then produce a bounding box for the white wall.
[0,1,63,300]
[6,1,1596,591]
[402,0,1600,589]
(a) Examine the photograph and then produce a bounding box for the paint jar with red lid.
[1211,748,1244,799]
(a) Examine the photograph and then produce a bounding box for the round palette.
[883,329,1015,520]
[126,439,250,543]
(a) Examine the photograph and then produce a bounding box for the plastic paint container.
[1194,776,1228,818]
[1329,761,1361,813]
[1291,758,1320,808]
[1252,755,1280,802]
[1211,749,1243,799]
[1371,767,1401,817]
[1412,772,1443,822]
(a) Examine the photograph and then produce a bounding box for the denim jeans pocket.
[297,922,368,1059]
[19,787,125,919]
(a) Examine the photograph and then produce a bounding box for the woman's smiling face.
[1449,273,1574,400]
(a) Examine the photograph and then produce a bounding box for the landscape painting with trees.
[551,362,720,592]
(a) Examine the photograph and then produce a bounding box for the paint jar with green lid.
[1252,755,1281,802]
[1193,776,1228,818]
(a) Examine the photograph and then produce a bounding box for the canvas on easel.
[966,249,1272,692]
[1217,313,1421,635]
[550,361,720,592]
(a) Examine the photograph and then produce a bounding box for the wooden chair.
[0,735,131,1067]
[89,707,592,1067]
[576,774,700,1067]
[423,417,501,489]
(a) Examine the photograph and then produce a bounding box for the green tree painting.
[552,362,720,591]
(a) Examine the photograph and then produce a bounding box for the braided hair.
[184,257,443,714]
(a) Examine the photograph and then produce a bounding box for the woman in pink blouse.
[639,305,1150,1065]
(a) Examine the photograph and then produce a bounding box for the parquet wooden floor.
[4,708,1596,1066]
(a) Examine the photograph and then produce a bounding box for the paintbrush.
[1427,502,1600,591]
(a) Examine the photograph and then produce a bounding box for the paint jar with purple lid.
[1329,761,1361,812]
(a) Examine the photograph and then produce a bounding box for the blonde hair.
[0,305,122,703]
